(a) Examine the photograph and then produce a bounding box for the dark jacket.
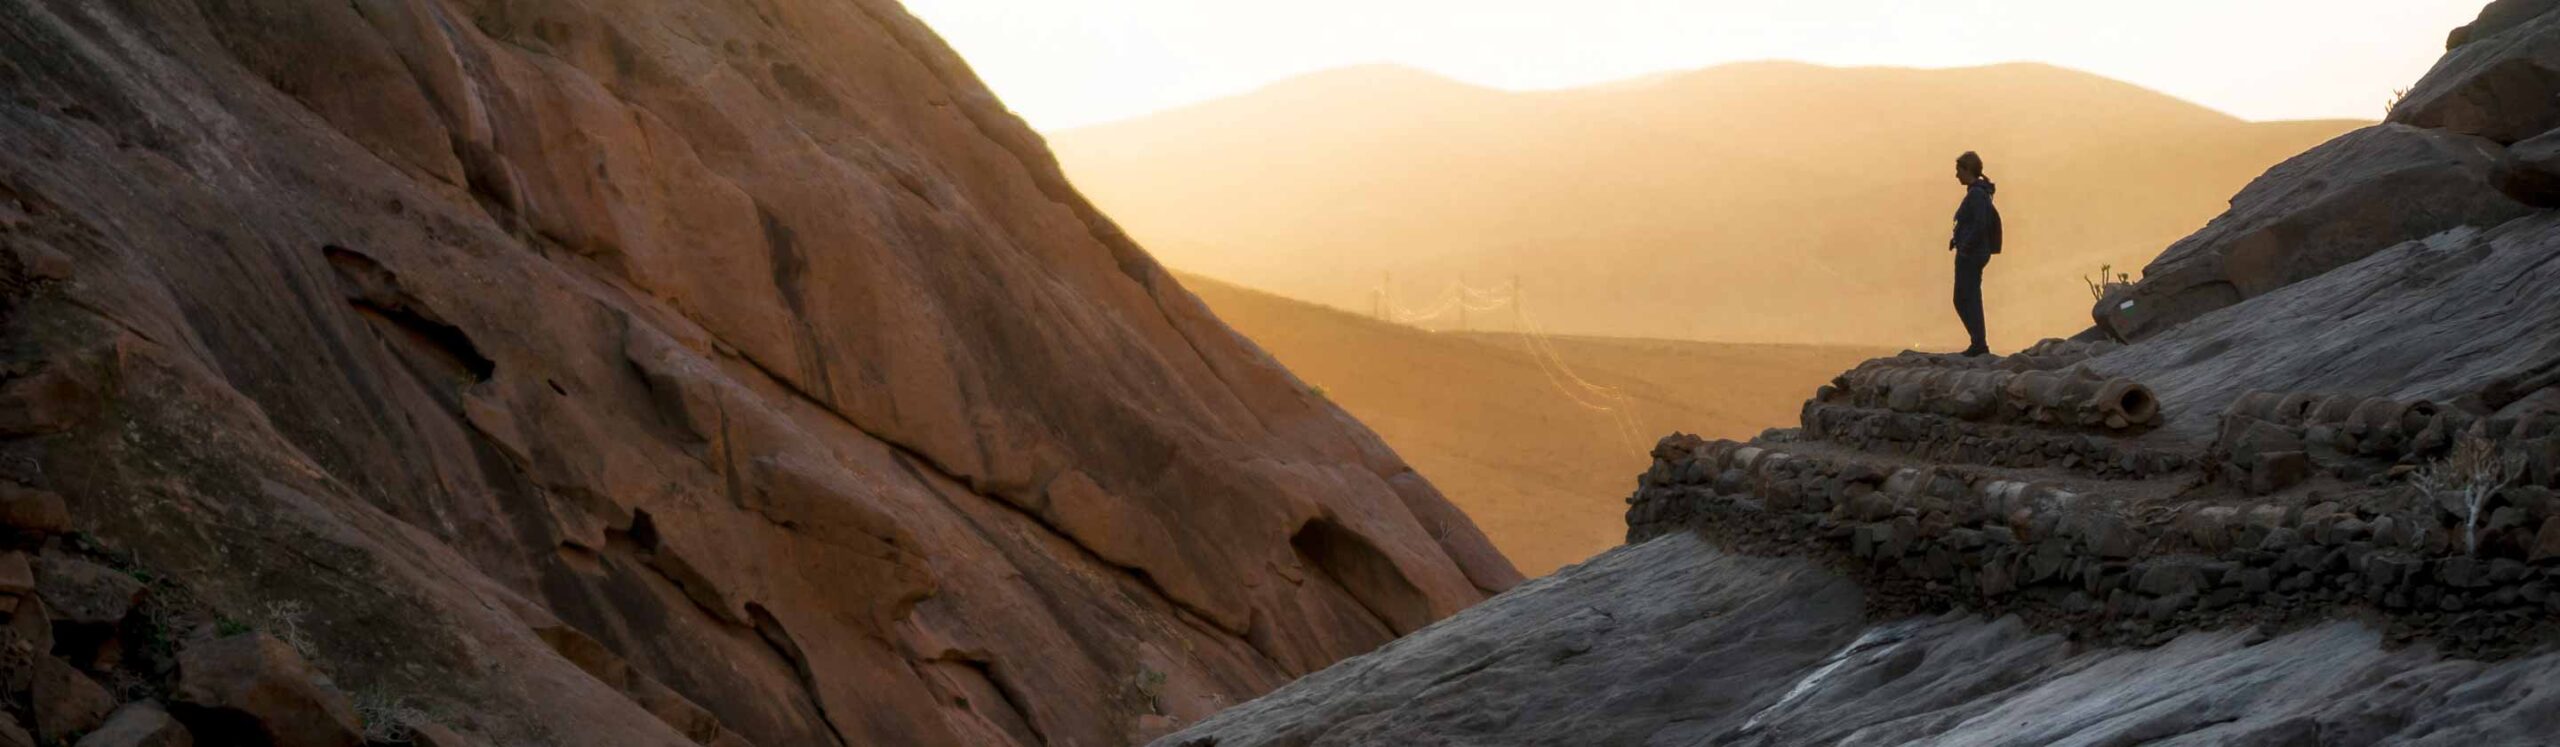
[1951,178,2002,255]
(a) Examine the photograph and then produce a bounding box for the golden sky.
[902,0,2489,130]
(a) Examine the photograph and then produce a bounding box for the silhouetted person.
[1949,151,2001,356]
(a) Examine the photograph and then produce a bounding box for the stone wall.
[1819,353,2162,433]
[1799,402,2191,479]
[2211,390,2560,493]
[1627,431,2560,657]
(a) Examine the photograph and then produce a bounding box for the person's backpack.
[1983,199,2003,255]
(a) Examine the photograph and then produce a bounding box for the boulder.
[2094,125,2529,341]
[0,552,30,596]
[0,360,101,437]
[35,552,143,626]
[31,656,115,744]
[0,485,69,536]
[173,634,363,747]
[2493,127,2560,206]
[5,596,53,659]
[2134,561,2207,597]
[0,712,30,747]
[2249,452,2313,496]
[2448,0,2560,49]
[2179,507,2239,552]
[2399,8,2560,143]
[77,701,194,747]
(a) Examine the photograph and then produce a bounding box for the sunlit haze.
[904,0,2488,129]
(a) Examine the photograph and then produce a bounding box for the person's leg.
[1955,253,1989,353]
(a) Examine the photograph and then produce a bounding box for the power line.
[1373,276,1644,451]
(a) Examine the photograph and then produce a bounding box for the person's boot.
[1961,344,1991,357]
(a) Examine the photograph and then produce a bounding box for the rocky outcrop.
[2099,0,2560,343]
[0,0,1512,745]
[2447,0,2560,49]
[1168,4,2560,743]
[2093,125,2528,341]
[2403,4,2560,143]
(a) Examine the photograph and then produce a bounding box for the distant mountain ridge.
[1049,61,2366,348]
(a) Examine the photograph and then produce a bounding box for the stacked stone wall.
[1820,353,2160,433]
[1627,433,2560,656]
[1800,401,2191,479]
[2211,390,2560,494]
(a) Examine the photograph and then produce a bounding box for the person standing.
[1949,151,2001,357]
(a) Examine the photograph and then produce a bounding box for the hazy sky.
[901,0,2490,130]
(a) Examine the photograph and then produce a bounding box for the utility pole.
[1457,273,1468,333]
[1381,271,1392,322]
[1511,275,1523,334]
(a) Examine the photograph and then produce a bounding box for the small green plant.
[2083,264,2134,301]
[216,618,252,637]
[1309,383,1330,399]
[2385,87,2412,117]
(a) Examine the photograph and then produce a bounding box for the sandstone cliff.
[1169,3,2560,744]
[0,1,1517,745]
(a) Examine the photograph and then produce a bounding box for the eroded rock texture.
[0,1,1515,745]
[1167,535,2560,747]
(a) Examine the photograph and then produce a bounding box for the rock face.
[2093,125,2528,342]
[1172,3,2560,743]
[2402,4,2560,143]
[2096,0,2560,344]
[1167,535,2560,746]
[0,1,1512,745]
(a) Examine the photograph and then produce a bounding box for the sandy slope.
[1183,274,1882,574]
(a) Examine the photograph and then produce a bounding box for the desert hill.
[1171,3,2560,744]
[1180,273,1883,575]
[1051,62,2365,349]
[0,1,1518,745]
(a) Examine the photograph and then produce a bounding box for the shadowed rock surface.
[2092,125,2527,342]
[0,0,1514,744]
[1167,534,2560,747]
[1169,3,2560,744]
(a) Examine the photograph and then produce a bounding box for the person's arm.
[1951,192,1981,251]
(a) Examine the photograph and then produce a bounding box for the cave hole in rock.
[1290,517,1431,634]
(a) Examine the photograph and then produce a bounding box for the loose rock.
[173,634,363,747]
[77,701,194,747]
[31,656,114,744]
[36,552,143,627]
